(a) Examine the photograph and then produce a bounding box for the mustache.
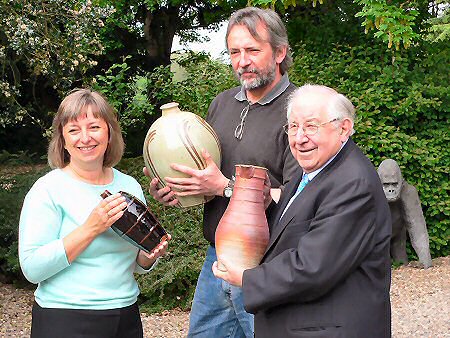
[237,67,258,76]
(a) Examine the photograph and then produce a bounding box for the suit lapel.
[263,139,356,258]
[272,171,303,223]
[264,172,303,255]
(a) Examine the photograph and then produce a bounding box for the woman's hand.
[84,193,128,236]
[136,234,172,269]
[63,193,127,263]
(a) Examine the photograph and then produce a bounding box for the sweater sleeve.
[19,183,70,284]
[134,257,160,274]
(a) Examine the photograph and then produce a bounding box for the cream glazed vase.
[143,102,222,208]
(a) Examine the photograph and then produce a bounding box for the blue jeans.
[188,246,254,338]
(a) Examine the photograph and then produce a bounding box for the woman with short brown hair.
[19,89,170,338]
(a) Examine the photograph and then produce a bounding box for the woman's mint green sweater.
[19,168,154,310]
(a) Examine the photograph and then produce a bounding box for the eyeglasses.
[234,104,250,140]
[283,118,339,136]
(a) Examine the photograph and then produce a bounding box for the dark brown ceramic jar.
[101,190,168,253]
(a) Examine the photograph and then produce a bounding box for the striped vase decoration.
[143,102,222,208]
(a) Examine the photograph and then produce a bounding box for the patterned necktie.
[296,174,310,194]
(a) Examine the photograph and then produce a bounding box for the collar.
[304,139,348,182]
[234,73,290,105]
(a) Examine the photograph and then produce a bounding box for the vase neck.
[235,165,268,180]
[160,102,181,116]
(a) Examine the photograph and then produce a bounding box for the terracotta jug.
[215,165,269,271]
[143,102,221,208]
[101,190,168,253]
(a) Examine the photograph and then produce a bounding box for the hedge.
[0,45,448,312]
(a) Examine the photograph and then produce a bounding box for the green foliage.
[0,0,242,157]
[94,0,244,71]
[137,204,206,312]
[252,0,325,8]
[355,0,420,49]
[170,52,238,118]
[252,0,426,49]
[285,2,370,53]
[91,56,156,135]
[425,1,450,42]
[0,0,112,129]
[0,165,50,283]
[135,51,236,119]
[0,150,41,166]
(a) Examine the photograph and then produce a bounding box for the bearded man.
[147,7,299,337]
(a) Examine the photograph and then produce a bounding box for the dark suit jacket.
[242,139,392,338]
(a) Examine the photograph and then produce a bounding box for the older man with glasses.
[147,7,299,338]
[213,84,392,338]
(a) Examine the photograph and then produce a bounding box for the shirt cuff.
[135,257,160,274]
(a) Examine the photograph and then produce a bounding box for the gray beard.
[237,63,276,91]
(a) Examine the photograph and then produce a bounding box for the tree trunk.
[144,6,180,69]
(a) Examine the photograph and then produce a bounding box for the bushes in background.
[0,47,448,311]
[0,163,49,284]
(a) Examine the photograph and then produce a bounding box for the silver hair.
[286,84,355,135]
[226,7,292,74]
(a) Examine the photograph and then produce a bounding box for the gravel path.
[1,256,448,337]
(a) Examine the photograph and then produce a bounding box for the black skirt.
[31,301,143,338]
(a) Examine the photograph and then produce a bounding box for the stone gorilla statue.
[377,159,432,268]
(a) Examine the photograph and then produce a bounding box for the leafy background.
[1,0,449,312]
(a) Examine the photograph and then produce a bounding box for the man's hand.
[212,256,245,287]
[164,149,228,197]
[143,167,179,206]
[263,173,273,209]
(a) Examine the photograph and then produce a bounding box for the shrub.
[0,165,50,283]
[91,57,158,156]
[289,42,449,258]
[0,150,41,166]
[91,52,237,157]
[143,51,237,119]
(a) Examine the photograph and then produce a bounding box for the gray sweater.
[203,75,299,243]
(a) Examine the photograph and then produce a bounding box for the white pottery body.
[143,102,221,208]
